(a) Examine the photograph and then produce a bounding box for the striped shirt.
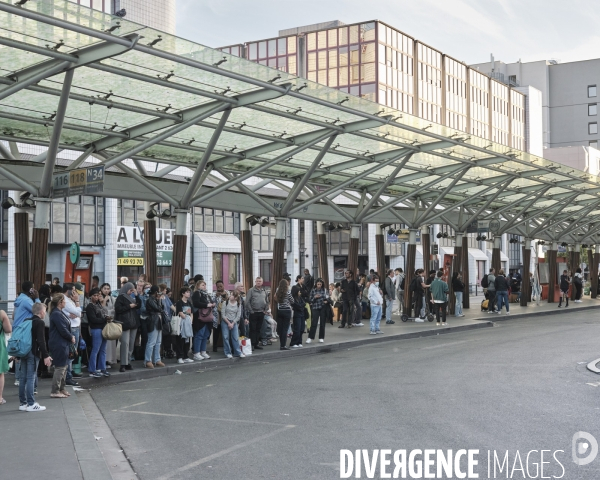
[276,288,294,311]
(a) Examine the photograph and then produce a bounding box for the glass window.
[318,50,327,70]
[308,52,317,71]
[328,29,337,48]
[589,122,598,135]
[339,47,348,67]
[248,42,257,60]
[53,203,65,222]
[317,30,326,49]
[277,38,286,56]
[83,226,95,245]
[362,42,375,63]
[307,32,316,50]
[69,204,80,223]
[53,223,65,243]
[350,45,359,65]
[258,41,267,58]
[288,56,297,75]
[205,215,214,232]
[589,85,597,98]
[268,39,276,57]
[268,58,276,68]
[329,49,338,68]
[339,27,348,45]
[83,205,95,224]
[213,253,222,284]
[68,224,80,244]
[362,22,376,42]
[589,104,597,116]
[287,36,296,54]
[590,140,598,149]
[215,215,224,232]
[228,254,238,285]
[277,56,287,71]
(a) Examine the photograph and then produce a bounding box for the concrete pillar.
[403,228,418,314]
[520,239,532,307]
[104,198,118,288]
[367,223,377,273]
[348,224,360,278]
[304,220,314,275]
[547,241,558,303]
[31,197,51,291]
[270,218,287,313]
[170,209,188,295]
[143,202,157,285]
[286,219,299,278]
[240,214,253,296]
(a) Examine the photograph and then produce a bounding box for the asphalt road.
[91,313,600,480]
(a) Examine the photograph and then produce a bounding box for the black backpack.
[481,274,489,288]
[400,276,405,290]
[409,277,419,293]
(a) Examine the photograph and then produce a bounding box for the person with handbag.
[221,290,245,358]
[86,288,111,378]
[573,267,584,303]
[307,278,328,344]
[49,294,76,399]
[144,286,166,368]
[175,287,194,364]
[99,283,117,366]
[191,280,214,361]
[114,283,139,373]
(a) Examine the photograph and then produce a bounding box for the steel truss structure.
[0,0,599,244]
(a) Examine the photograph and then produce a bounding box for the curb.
[79,321,494,388]
[470,303,600,322]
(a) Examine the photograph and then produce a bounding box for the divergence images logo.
[572,432,598,466]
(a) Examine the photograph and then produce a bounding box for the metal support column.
[270,218,287,314]
[421,225,430,272]
[348,224,360,278]
[461,234,470,309]
[404,229,418,315]
[143,202,157,285]
[520,239,531,307]
[547,242,558,303]
[14,207,30,294]
[240,214,253,296]
[170,209,188,295]
[593,245,600,299]
[316,221,329,286]
[492,236,502,274]
[30,198,51,291]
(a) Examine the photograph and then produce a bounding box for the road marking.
[169,384,215,396]
[586,382,600,387]
[155,425,296,480]
[421,339,473,349]
[119,401,147,409]
[113,409,297,427]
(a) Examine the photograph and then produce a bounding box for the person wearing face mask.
[368,274,384,334]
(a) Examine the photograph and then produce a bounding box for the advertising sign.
[116,226,175,267]
[52,165,104,197]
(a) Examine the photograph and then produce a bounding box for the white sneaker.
[14,380,19,386]
[415,318,425,323]
[291,345,299,348]
[19,404,27,411]
[506,312,510,315]
[240,353,246,358]
[319,339,324,343]
[306,338,312,344]
[177,358,185,364]
[26,403,46,412]
[193,353,203,361]
[298,344,303,348]
[226,354,233,359]
[355,323,364,327]
[183,358,194,363]
[201,352,211,359]
[442,322,447,326]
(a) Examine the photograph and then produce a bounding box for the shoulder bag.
[198,307,214,323]
[170,315,181,336]
[102,321,122,340]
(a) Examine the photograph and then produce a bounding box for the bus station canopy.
[0,0,598,243]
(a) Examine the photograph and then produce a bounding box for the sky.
[176,0,600,65]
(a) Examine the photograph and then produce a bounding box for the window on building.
[589,122,598,135]
[589,85,597,98]
[590,140,598,149]
[213,253,239,290]
[589,104,597,116]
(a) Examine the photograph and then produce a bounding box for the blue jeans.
[89,328,107,373]
[192,324,210,354]
[496,291,509,312]
[385,298,394,321]
[66,326,80,381]
[370,304,382,332]
[221,321,242,357]
[145,328,162,363]
[18,351,39,406]
[455,292,463,316]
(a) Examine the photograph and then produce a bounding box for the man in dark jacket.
[303,269,314,294]
[340,270,359,328]
[19,302,52,412]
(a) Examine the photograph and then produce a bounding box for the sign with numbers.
[52,165,105,197]
[116,226,175,267]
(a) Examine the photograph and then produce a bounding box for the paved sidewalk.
[70,295,600,388]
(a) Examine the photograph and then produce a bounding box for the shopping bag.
[102,322,122,340]
[240,336,252,356]
[170,315,181,336]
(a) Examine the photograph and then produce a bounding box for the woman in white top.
[221,290,245,358]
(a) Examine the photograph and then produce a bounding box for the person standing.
[303,269,314,294]
[384,269,396,325]
[99,283,117,366]
[213,280,229,353]
[430,271,449,325]
[330,283,342,322]
[340,270,358,328]
[275,279,293,350]
[114,283,139,372]
[0,310,11,405]
[175,287,194,364]
[495,270,510,315]
[49,294,75,400]
[221,290,245,358]
[573,267,584,303]
[394,268,405,314]
[307,278,328,343]
[86,288,110,378]
[368,274,384,334]
[245,277,268,351]
[558,270,570,307]
[63,283,82,386]
[452,272,465,317]
[191,280,214,361]
[144,286,165,368]
[486,268,497,313]
[290,275,306,348]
